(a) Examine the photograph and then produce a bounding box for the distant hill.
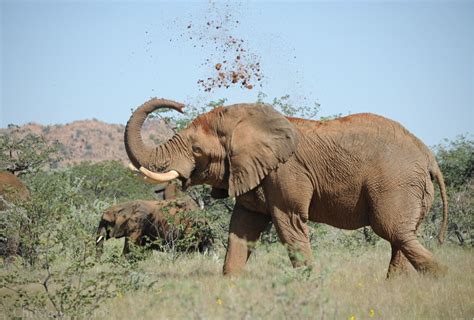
[0,118,175,167]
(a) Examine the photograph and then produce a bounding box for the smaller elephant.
[95,199,213,257]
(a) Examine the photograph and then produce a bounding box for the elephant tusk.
[96,235,104,244]
[128,163,140,172]
[128,163,180,183]
[128,163,163,184]
[139,167,180,183]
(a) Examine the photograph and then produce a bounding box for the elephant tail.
[430,162,448,244]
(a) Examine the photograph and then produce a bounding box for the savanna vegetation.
[1,96,472,319]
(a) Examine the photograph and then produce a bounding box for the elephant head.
[95,202,152,257]
[124,98,299,197]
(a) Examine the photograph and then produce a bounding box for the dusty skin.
[95,198,213,257]
[124,98,448,277]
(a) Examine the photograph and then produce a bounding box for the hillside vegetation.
[0,118,174,168]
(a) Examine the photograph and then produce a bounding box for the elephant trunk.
[124,98,185,173]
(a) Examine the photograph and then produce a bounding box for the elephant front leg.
[223,206,271,275]
[271,208,313,268]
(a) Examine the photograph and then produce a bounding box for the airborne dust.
[168,2,264,93]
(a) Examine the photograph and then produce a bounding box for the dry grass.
[88,243,473,319]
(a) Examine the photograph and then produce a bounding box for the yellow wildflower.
[216,298,223,305]
[369,308,375,317]
[348,315,356,320]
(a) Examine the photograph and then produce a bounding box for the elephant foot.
[223,264,246,276]
[289,250,313,269]
[386,267,411,279]
[417,261,448,278]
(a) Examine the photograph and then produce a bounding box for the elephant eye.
[192,145,203,155]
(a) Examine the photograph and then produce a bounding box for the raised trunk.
[124,98,184,170]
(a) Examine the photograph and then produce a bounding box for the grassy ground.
[99,243,472,319]
[2,242,473,319]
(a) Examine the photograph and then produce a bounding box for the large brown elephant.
[95,199,213,257]
[0,171,30,262]
[124,98,448,277]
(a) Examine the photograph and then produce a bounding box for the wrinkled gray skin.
[124,98,448,277]
[95,199,213,257]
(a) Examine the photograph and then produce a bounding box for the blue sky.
[1,0,473,146]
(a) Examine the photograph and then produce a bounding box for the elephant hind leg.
[375,226,444,276]
[387,244,412,278]
[397,235,446,276]
[370,192,445,277]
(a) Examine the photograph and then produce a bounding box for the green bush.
[1,160,177,318]
[60,161,158,201]
[435,135,473,189]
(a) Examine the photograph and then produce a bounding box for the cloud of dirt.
[171,2,264,92]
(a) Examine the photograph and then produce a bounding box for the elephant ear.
[227,104,299,197]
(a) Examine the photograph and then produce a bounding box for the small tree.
[0,130,62,176]
[434,135,473,189]
[256,92,322,119]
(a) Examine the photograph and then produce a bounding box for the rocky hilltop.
[0,118,175,167]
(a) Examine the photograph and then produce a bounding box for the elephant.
[124,98,448,277]
[0,171,30,262]
[95,199,213,257]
